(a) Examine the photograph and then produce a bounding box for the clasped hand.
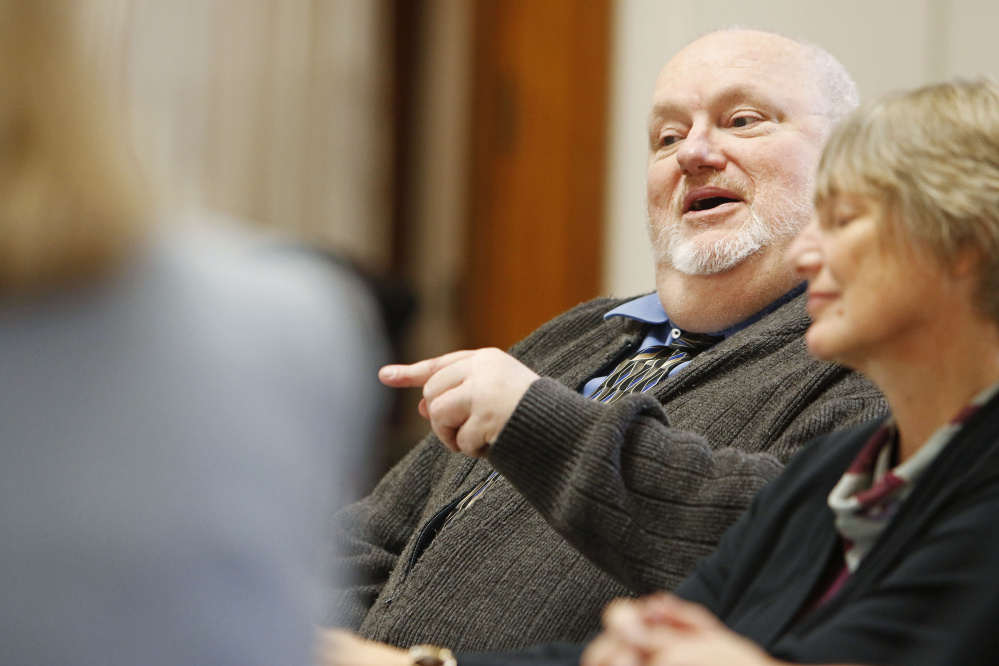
[583,593,782,666]
[379,348,540,457]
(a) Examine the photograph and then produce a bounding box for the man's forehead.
[650,32,822,118]
[649,83,795,121]
[666,29,805,72]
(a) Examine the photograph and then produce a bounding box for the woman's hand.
[583,593,782,666]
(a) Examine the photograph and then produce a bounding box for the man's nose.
[676,124,726,175]
[786,218,824,278]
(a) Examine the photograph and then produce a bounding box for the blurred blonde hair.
[0,0,151,295]
[815,78,999,324]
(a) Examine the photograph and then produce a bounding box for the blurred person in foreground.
[323,27,886,661]
[575,77,999,666]
[0,1,385,664]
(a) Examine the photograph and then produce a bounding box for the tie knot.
[669,329,724,353]
[587,331,722,405]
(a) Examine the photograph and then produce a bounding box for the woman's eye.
[661,135,678,147]
[732,116,756,128]
[827,214,856,230]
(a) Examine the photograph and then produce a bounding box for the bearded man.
[324,28,887,660]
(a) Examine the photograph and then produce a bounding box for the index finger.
[379,350,477,388]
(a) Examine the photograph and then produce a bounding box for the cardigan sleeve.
[488,374,885,596]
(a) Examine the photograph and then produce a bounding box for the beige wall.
[605,0,999,298]
[102,0,393,270]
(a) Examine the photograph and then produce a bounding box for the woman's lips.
[806,291,838,317]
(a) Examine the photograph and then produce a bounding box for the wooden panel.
[463,0,610,350]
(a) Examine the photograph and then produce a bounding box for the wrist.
[408,645,457,666]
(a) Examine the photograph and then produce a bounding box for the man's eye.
[732,116,755,128]
[661,135,679,147]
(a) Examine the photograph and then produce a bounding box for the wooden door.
[463,0,611,350]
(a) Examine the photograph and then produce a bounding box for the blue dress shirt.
[581,284,806,397]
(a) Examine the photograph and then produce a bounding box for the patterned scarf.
[828,381,999,572]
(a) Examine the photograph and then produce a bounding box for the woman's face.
[787,193,953,368]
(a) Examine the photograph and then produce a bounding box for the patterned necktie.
[587,330,722,404]
[442,328,722,526]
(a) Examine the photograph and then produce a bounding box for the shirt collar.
[604,282,806,339]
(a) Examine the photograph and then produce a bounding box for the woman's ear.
[952,245,984,279]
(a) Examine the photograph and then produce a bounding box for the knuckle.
[426,397,445,422]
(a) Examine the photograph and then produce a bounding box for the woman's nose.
[786,218,824,278]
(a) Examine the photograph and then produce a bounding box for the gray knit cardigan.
[327,294,886,652]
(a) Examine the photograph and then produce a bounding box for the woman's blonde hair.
[815,78,999,324]
[0,0,151,295]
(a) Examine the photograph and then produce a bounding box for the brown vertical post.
[463,0,611,350]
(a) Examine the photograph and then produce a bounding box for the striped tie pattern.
[442,328,721,525]
[587,330,722,404]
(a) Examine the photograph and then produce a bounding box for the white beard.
[648,195,811,276]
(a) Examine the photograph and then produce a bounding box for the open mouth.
[688,196,740,212]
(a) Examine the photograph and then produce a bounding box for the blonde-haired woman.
[0,1,386,664]
[576,77,999,666]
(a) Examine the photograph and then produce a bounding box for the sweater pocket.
[404,493,465,575]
